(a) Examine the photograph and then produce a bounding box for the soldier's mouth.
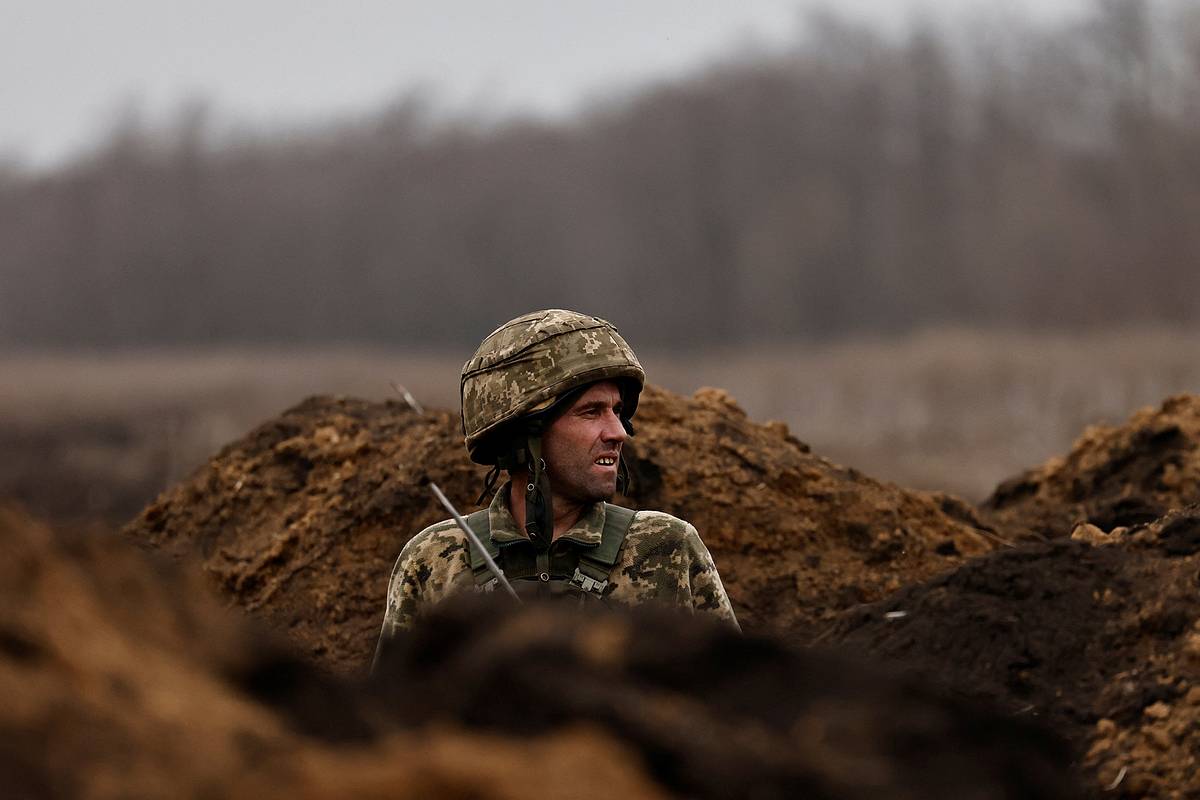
[594,456,618,467]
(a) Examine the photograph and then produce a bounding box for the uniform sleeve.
[683,523,741,632]
[371,524,471,672]
[378,543,422,640]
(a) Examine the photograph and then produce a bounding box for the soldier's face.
[542,380,628,504]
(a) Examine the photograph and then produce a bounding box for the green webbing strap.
[467,503,636,595]
[466,509,501,586]
[525,435,553,551]
[574,503,636,585]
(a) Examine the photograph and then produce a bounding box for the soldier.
[374,309,738,657]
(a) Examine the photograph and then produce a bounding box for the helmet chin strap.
[523,433,554,551]
[485,423,553,548]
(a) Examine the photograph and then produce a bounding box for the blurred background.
[3,0,1198,527]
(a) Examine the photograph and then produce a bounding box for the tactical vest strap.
[467,503,637,597]
[573,503,635,591]
[466,509,500,586]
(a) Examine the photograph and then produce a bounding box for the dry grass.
[3,327,1200,524]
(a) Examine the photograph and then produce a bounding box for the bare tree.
[1,0,1197,350]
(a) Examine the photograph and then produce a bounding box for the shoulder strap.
[572,503,636,592]
[465,509,502,587]
[468,504,636,595]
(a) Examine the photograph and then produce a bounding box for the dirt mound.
[124,385,998,672]
[3,503,1081,799]
[828,505,1200,797]
[983,395,1200,539]
[0,503,670,800]
[0,503,288,798]
[622,386,998,635]
[371,595,1082,800]
[125,394,479,674]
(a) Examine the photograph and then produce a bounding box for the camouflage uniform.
[379,481,740,638]
[375,309,739,656]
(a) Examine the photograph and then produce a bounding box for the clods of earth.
[125,385,1000,673]
[2,504,1079,799]
[13,387,1200,797]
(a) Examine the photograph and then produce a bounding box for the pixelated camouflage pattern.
[376,486,739,644]
[485,485,607,547]
[460,309,645,463]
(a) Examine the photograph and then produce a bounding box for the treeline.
[2,0,1199,350]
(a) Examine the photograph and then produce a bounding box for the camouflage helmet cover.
[461,309,645,464]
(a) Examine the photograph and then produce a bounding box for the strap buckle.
[571,568,608,595]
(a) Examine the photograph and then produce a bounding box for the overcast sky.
[4,0,1091,169]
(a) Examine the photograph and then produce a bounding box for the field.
[4,326,1200,526]
[9,325,1200,797]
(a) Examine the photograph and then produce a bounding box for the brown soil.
[621,386,999,634]
[0,503,287,798]
[2,503,1081,799]
[370,594,1083,800]
[829,505,1200,798]
[0,502,671,800]
[124,385,999,673]
[0,504,296,796]
[110,383,1200,797]
[983,395,1200,539]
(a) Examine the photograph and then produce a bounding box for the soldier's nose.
[601,411,627,442]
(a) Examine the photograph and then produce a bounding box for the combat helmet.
[461,309,644,462]
[461,309,644,545]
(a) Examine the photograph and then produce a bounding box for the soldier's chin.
[602,473,622,498]
[557,472,618,504]
[583,478,618,503]
[581,486,615,504]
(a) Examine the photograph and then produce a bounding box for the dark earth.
[10,389,1200,797]
[3,504,1080,799]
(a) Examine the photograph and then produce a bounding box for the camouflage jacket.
[377,483,739,643]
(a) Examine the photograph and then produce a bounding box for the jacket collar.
[487,480,604,547]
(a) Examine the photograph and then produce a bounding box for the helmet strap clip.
[523,435,554,551]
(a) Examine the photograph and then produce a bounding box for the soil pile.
[125,394,472,674]
[125,385,999,673]
[0,503,670,800]
[983,395,1200,539]
[829,505,1200,797]
[371,595,1082,800]
[2,503,1081,799]
[0,503,290,798]
[622,386,998,635]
